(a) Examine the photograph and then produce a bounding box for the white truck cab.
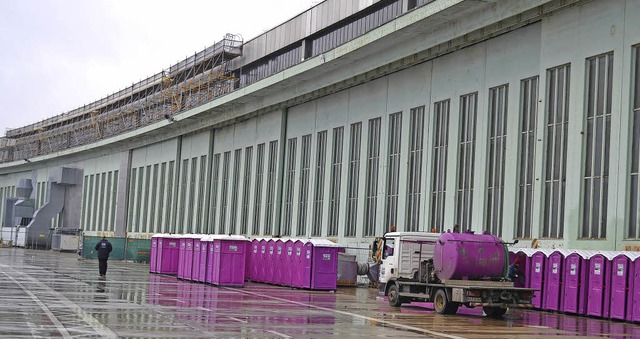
[378,232,440,286]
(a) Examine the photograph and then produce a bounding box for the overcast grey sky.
[0,0,317,137]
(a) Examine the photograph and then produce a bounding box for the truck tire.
[433,289,459,315]
[483,306,507,318]
[388,284,404,307]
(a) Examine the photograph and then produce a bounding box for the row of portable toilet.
[510,248,640,323]
[247,238,339,291]
[150,234,340,291]
[150,234,248,287]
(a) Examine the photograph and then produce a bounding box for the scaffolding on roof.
[0,34,243,163]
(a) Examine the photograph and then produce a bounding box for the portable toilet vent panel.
[158,235,180,275]
[628,253,640,322]
[562,250,596,315]
[587,251,616,318]
[309,239,340,291]
[543,249,571,311]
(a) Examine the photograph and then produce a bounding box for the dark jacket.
[95,239,113,260]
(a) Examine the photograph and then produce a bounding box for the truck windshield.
[382,238,395,259]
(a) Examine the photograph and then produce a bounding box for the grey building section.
[1,0,640,251]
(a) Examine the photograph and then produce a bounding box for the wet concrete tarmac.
[0,248,639,338]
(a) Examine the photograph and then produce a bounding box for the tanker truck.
[378,231,535,317]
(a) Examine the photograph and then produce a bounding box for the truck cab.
[378,231,439,289]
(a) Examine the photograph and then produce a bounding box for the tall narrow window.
[253,144,265,235]
[543,64,570,239]
[211,154,221,233]
[312,131,327,237]
[178,160,188,233]
[297,134,312,236]
[230,149,242,234]
[328,127,344,236]
[385,113,402,232]
[150,164,159,233]
[82,176,89,230]
[517,77,539,239]
[486,85,508,237]
[196,156,206,233]
[345,123,362,237]
[407,106,425,232]
[265,140,279,235]
[364,117,382,237]
[430,100,450,232]
[241,146,253,235]
[456,93,478,230]
[630,46,640,239]
[166,161,175,233]
[219,152,231,234]
[583,53,613,239]
[158,163,167,231]
[137,168,145,232]
[283,138,297,236]
[187,158,197,232]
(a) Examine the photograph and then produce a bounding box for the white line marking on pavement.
[231,288,467,339]
[1,271,72,339]
[228,316,248,323]
[267,330,292,338]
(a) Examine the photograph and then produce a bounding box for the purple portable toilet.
[210,235,249,287]
[274,239,285,285]
[197,236,210,283]
[610,252,640,320]
[298,240,314,289]
[250,238,261,282]
[309,239,340,290]
[587,251,616,318]
[158,235,180,275]
[184,235,197,281]
[543,249,571,311]
[513,248,537,288]
[562,250,596,315]
[265,239,276,284]
[150,234,159,273]
[205,236,217,284]
[293,239,307,288]
[192,236,202,282]
[628,253,640,322]
[177,236,188,279]
[283,239,295,287]
[258,238,268,282]
[529,249,552,309]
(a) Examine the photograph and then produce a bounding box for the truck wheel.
[483,306,507,318]
[388,284,404,307]
[434,289,459,315]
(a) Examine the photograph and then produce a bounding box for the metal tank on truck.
[377,230,535,317]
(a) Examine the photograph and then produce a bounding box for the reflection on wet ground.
[0,248,638,338]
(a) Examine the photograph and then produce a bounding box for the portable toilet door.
[259,239,268,283]
[610,253,633,320]
[160,235,180,275]
[293,240,305,288]
[245,239,252,281]
[250,239,260,282]
[184,237,196,281]
[274,239,285,285]
[211,237,222,285]
[218,237,248,287]
[310,239,339,291]
[192,237,202,282]
[543,249,569,311]
[283,239,295,287]
[265,239,276,284]
[586,251,615,317]
[197,237,209,283]
[629,254,640,322]
[299,240,314,289]
[206,237,216,284]
[150,235,159,273]
[178,236,188,279]
[562,250,594,315]
[515,248,537,288]
[530,250,549,308]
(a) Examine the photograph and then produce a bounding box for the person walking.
[95,236,113,277]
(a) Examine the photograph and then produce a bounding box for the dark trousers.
[99,259,108,276]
